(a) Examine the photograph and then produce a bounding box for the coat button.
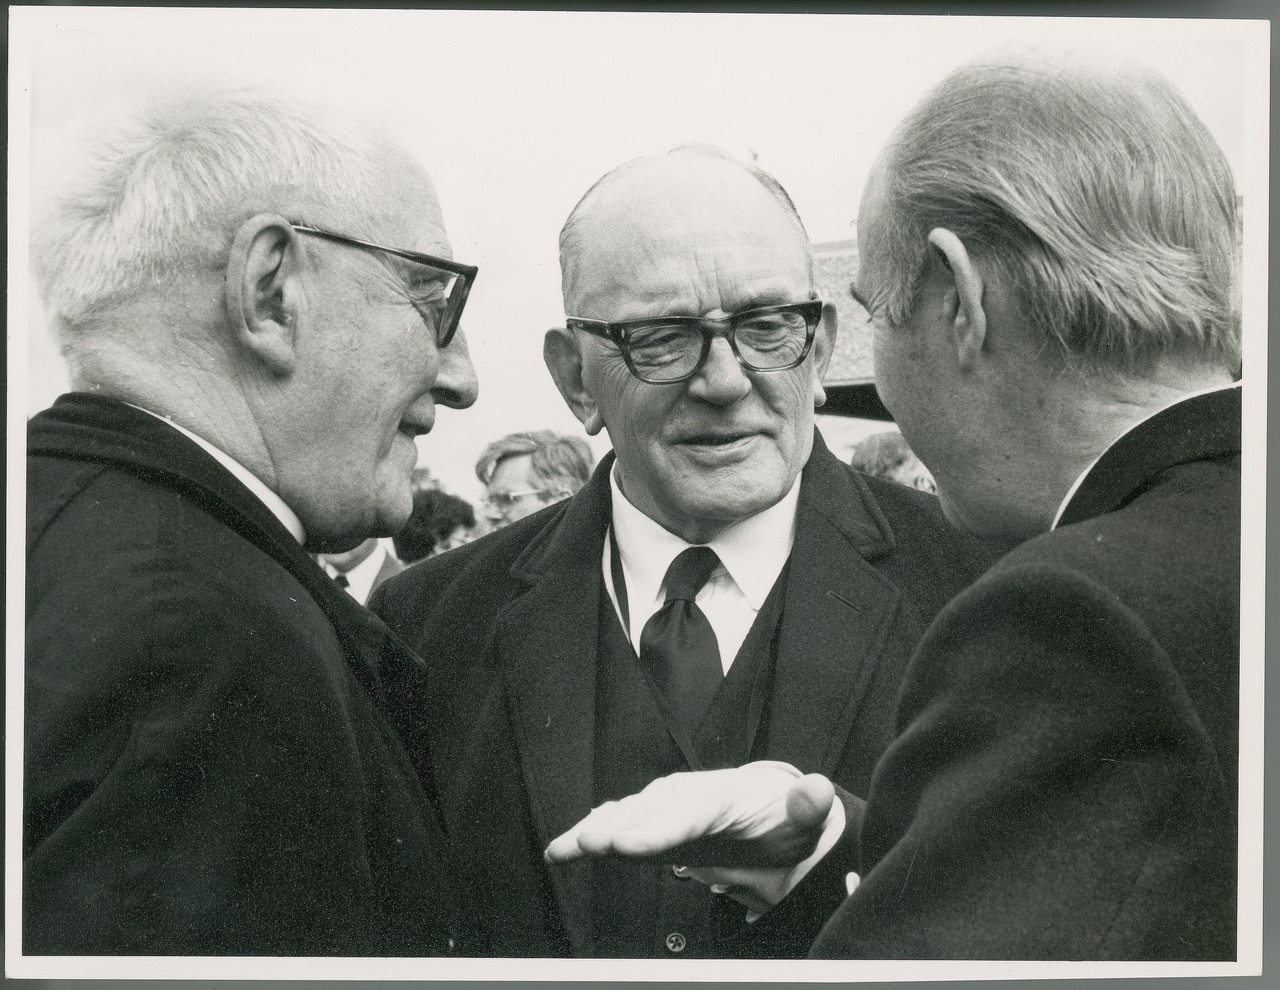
[672,865,689,879]
[665,932,687,954]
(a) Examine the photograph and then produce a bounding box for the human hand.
[543,761,836,869]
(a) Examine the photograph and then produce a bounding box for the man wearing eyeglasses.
[371,146,994,957]
[475,430,594,531]
[545,53,1242,962]
[25,88,478,954]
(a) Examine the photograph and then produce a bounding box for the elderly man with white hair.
[548,51,1242,961]
[25,89,479,955]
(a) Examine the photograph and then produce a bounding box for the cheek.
[758,371,818,450]
[590,364,669,443]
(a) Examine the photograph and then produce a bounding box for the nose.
[432,329,480,409]
[685,336,751,406]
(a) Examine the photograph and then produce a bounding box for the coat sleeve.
[809,562,1236,960]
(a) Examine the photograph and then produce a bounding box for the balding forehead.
[580,154,798,237]
[562,153,811,309]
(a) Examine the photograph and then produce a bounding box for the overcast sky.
[10,8,1266,501]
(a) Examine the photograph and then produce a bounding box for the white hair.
[32,86,396,330]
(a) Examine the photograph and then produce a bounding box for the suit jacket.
[24,394,467,956]
[371,433,995,956]
[762,386,1241,960]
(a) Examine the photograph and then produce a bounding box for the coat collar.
[497,432,905,950]
[1057,383,1241,528]
[28,393,424,729]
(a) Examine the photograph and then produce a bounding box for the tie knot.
[663,546,721,603]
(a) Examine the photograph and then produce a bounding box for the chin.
[672,482,784,529]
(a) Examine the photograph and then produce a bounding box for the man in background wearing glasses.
[25,88,478,954]
[371,145,994,957]
[475,430,594,532]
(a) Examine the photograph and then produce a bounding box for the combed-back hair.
[558,144,814,303]
[32,86,394,330]
[866,51,1240,373]
[475,430,594,494]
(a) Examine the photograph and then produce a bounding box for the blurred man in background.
[372,145,994,957]
[475,429,594,531]
[549,51,1241,962]
[25,87,479,954]
[394,487,478,562]
[847,430,935,493]
[317,538,404,605]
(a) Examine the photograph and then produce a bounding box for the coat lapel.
[497,456,616,955]
[29,393,414,754]
[765,436,905,776]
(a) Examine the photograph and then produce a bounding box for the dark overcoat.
[759,386,1241,960]
[372,433,996,955]
[24,394,468,956]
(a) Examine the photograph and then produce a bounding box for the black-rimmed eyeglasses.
[565,300,823,385]
[291,224,477,349]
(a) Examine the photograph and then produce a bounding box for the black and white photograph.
[6,4,1268,983]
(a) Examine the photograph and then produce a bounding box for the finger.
[685,865,781,915]
[544,799,627,862]
[546,777,710,861]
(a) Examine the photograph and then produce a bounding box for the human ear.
[926,228,986,372]
[810,301,838,408]
[544,327,604,435]
[224,214,302,376]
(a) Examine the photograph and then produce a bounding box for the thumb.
[784,773,835,830]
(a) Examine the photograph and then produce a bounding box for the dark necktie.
[333,572,350,589]
[638,546,724,739]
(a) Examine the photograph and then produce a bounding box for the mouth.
[676,430,758,448]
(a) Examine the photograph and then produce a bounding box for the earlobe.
[225,215,301,376]
[544,327,604,435]
[927,228,986,372]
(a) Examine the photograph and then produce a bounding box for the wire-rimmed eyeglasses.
[290,224,477,349]
[565,299,823,385]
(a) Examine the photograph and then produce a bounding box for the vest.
[589,564,790,958]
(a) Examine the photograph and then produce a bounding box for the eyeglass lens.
[627,309,811,382]
[402,270,461,346]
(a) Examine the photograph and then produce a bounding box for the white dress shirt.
[602,464,801,672]
[322,543,388,606]
[129,404,306,544]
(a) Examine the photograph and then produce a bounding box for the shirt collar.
[335,542,386,602]
[128,404,307,544]
[1050,380,1240,530]
[608,462,800,610]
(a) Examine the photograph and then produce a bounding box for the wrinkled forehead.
[565,157,811,315]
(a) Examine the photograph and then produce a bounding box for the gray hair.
[475,430,594,494]
[866,52,1240,374]
[558,144,814,304]
[32,86,396,330]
